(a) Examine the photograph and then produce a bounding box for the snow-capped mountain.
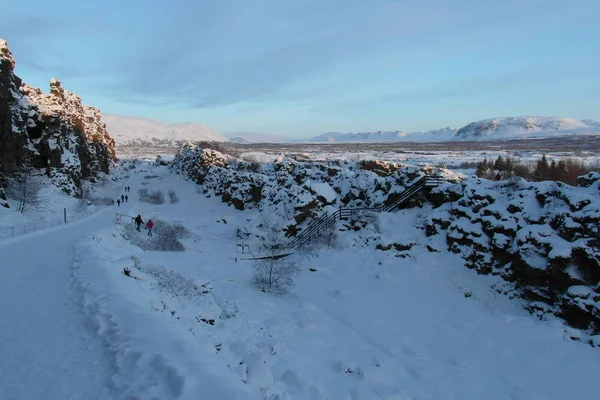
[103,114,229,145]
[582,119,600,128]
[454,117,597,140]
[295,128,456,143]
[226,132,289,143]
[295,117,599,143]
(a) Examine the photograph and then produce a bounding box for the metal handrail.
[290,175,444,248]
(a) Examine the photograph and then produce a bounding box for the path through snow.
[0,209,119,399]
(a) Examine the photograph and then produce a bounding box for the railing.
[290,175,445,248]
[0,210,96,239]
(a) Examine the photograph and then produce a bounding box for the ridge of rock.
[0,39,116,196]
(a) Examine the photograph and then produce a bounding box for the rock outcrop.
[425,176,600,335]
[0,39,115,196]
[170,142,458,236]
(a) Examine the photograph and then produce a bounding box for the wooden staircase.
[289,175,445,249]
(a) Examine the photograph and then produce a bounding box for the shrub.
[89,196,115,206]
[153,222,187,251]
[122,219,186,252]
[138,189,165,204]
[252,225,299,294]
[168,190,179,204]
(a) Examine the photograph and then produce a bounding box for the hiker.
[117,199,121,207]
[125,194,128,203]
[135,214,143,231]
[121,194,125,202]
[145,219,154,236]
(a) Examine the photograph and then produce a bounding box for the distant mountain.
[582,119,600,128]
[454,117,597,140]
[297,117,599,143]
[103,114,228,145]
[295,128,456,143]
[225,132,289,143]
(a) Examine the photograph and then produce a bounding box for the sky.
[1,0,599,137]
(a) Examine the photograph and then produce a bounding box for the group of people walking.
[116,186,131,207]
[114,183,153,235]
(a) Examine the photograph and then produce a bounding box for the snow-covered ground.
[3,162,596,399]
[0,168,130,239]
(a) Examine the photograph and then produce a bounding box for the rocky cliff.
[0,39,116,196]
[425,175,600,335]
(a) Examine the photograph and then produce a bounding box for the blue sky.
[2,0,599,137]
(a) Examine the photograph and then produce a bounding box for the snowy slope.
[103,114,229,144]
[454,116,597,140]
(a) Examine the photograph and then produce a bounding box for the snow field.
[72,164,600,399]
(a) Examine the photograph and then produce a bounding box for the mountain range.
[104,115,600,145]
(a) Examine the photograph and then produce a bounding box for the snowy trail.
[0,208,120,399]
[0,165,139,400]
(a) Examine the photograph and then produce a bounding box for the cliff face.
[0,39,116,196]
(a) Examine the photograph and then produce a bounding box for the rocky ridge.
[0,39,115,196]
[171,142,600,340]
[425,173,600,336]
[170,143,457,237]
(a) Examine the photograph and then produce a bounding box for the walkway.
[0,209,120,399]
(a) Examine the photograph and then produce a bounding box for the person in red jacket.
[145,219,154,236]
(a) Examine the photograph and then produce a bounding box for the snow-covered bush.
[168,190,179,204]
[153,221,186,252]
[138,188,165,204]
[122,220,186,252]
[252,224,299,293]
[5,165,45,213]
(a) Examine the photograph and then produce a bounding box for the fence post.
[64,208,67,223]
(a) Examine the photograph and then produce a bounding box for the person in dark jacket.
[135,215,143,231]
[125,195,128,203]
[121,194,125,202]
[117,199,121,207]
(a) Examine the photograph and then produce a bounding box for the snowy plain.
[1,160,600,399]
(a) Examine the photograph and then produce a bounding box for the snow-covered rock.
[425,176,600,333]
[170,143,459,237]
[0,39,116,196]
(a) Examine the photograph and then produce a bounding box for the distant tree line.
[475,155,592,186]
